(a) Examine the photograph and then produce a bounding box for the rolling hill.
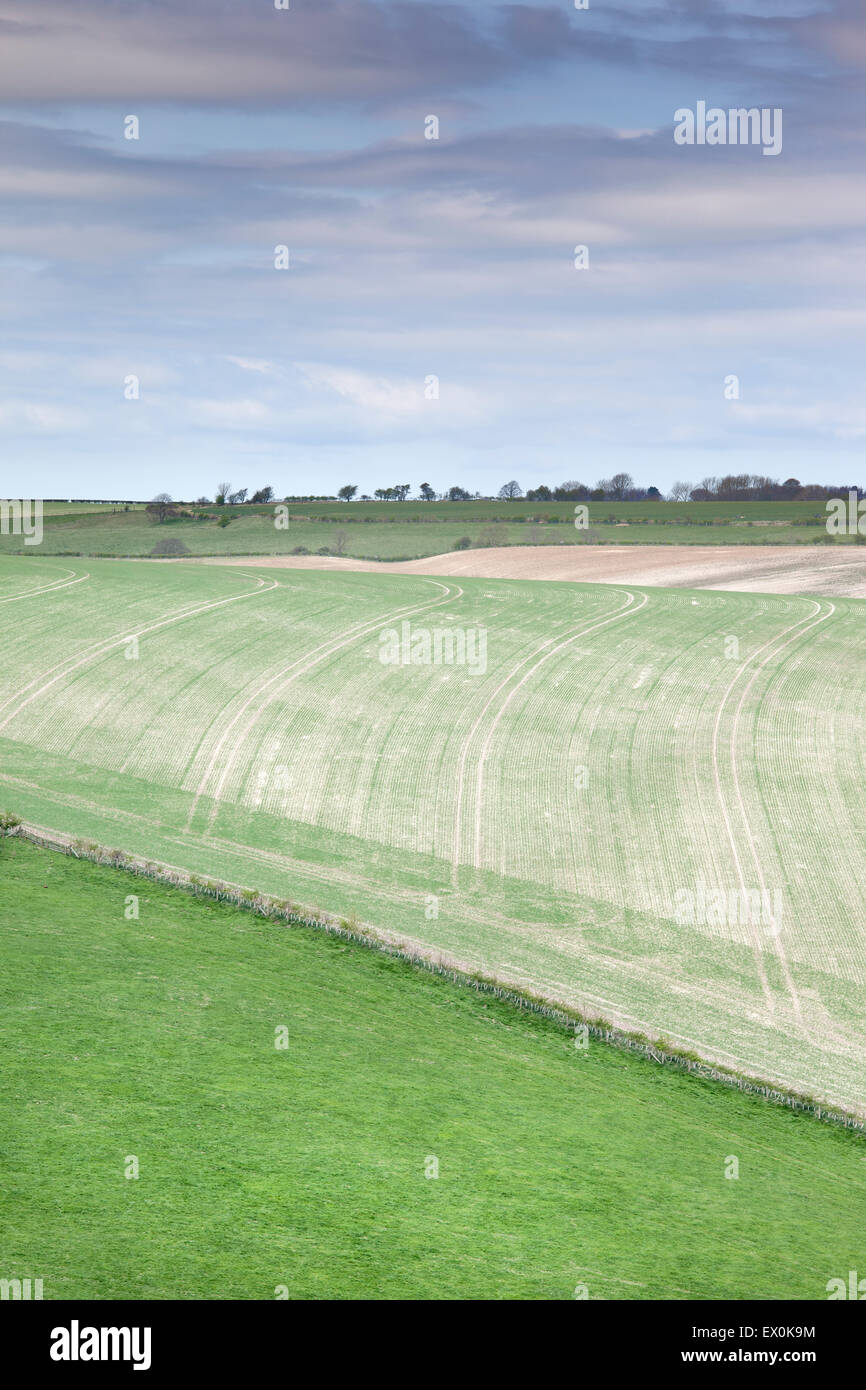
[0,554,864,1112]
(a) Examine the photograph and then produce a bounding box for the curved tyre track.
[710,598,835,1022]
[0,566,89,605]
[188,578,464,829]
[449,588,648,880]
[0,571,278,733]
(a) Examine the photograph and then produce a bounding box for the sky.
[0,0,864,500]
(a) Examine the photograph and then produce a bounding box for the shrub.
[150,537,190,557]
[454,536,472,550]
[477,524,508,548]
[0,810,22,834]
[291,545,310,555]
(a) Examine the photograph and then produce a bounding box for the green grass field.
[1,555,864,1114]
[1,837,863,1300]
[0,497,850,559]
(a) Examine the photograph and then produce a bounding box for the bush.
[317,546,331,555]
[454,536,472,550]
[477,524,508,548]
[291,545,310,555]
[149,537,190,557]
[0,810,22,835]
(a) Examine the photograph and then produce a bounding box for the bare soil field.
[193,545,866,597]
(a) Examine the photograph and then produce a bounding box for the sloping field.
[2,837,865,1301]
[0,498,851,560]
[1,555,864,1111]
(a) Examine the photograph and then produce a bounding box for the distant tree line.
[212,482,274,505]
[326,473,863,502]
[667,475,863,502]
[147,472,864,517]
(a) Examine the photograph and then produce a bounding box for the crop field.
[38,502,147,515]
[1,555,865,1114]
[0,497,851,560]
[205,544,866,600]
[2,837,865,1300]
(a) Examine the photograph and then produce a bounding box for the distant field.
[0,497,850,559]
[205,544,866,599]
[1,838,864,1300]
[0,555,864,1113]
[280,497,832,525]
[37,502,147,516]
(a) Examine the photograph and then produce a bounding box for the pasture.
[0,555,864,1113]
[0,497,849,560]
[1,837,864,1300]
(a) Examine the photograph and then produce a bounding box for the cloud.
[296,361,425,415]
[807,0,866,70]
[294,362,487,429]
[0,0,833,109]
[0,0,566,104]
[0,401,88,431]
[188,397,274,427]
[2,0,865,491]
[225,356,275,374]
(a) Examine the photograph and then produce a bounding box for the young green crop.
[0,556,863,1113]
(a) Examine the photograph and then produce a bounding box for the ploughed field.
[1,556,864,1112]
[204,545,866,598]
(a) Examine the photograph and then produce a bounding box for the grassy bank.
[1,838,864,1300]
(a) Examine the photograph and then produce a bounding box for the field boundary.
[0,537,849,559]
[6,819,864,1134]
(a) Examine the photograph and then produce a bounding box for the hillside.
[1,555,864,1112]
[0,497,853,560]
[1,838,864,1300]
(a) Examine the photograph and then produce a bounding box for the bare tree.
[669,480,692,501]
[609,472,634,499]
[498,480,523,499]
[147,493,175,523]
[478,523,509,547]
[215,482,231,506]
[553,481,589,500]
